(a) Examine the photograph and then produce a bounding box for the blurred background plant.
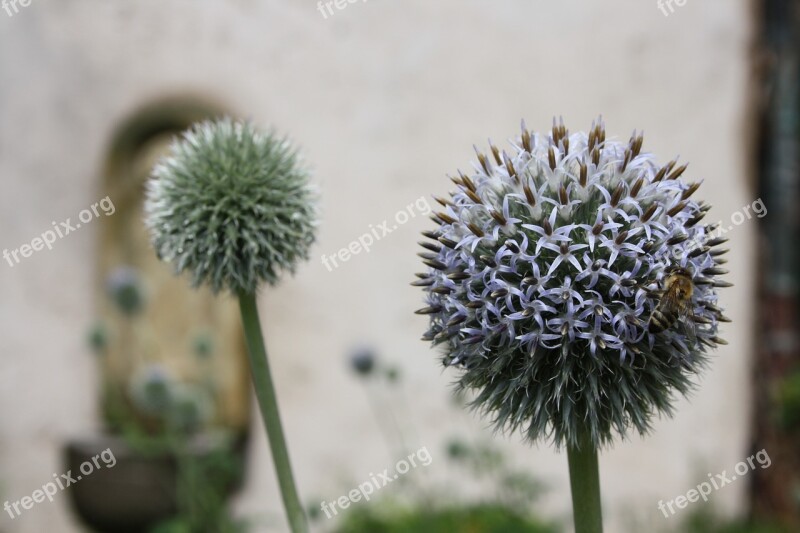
[679,509,790,533]
[346,346,409,460]
[307,347,558,532]
[312,347,799,533]
[80,265,249,532]
[123,364,247,533]
[89,266,230,437]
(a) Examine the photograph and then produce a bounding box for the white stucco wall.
[0,1,755,532]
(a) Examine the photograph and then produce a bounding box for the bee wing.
[659,287,685,311]
[673,296,698,343]
[677,297,695,319]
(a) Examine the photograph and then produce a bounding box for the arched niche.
[96,96,251,436]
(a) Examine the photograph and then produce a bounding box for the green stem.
[363,382,408,459]
[238,291,308,533]
[567,428,603,533]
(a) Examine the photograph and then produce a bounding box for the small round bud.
[87,321,109,355]
[350,347,376,377]
[129,364,174,415]
[446,439,470,460]
[384,366,401,384]
[192,332,214,360]
[106,266,145,315]
[167,384,214,433]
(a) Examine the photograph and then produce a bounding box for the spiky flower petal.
[145,119,316,294]
[416,118,730,449]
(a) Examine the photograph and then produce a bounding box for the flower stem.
[238,291,308,533]
[567,428,603,533]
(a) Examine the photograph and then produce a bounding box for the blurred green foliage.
[329,347,556,533]
[122,426,247,533]
[683,508,793,533]
[336,504,557,533]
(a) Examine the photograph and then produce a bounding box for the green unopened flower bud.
[144,118,317,294]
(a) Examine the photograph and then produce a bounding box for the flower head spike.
[145,118,317,294]
[145,118,313,532]
[415,118,730,449]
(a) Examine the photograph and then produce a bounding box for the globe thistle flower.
[415,118,731,450]
[144,118,313,532]
[106,266,145,315]
[129,364,174,416]
[349,347,377,377]
[144,118,316,294]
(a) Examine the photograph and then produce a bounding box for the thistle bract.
[415,119,730,449]
[145,118,316,294]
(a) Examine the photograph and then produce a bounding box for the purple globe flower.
[415,118,731,448]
